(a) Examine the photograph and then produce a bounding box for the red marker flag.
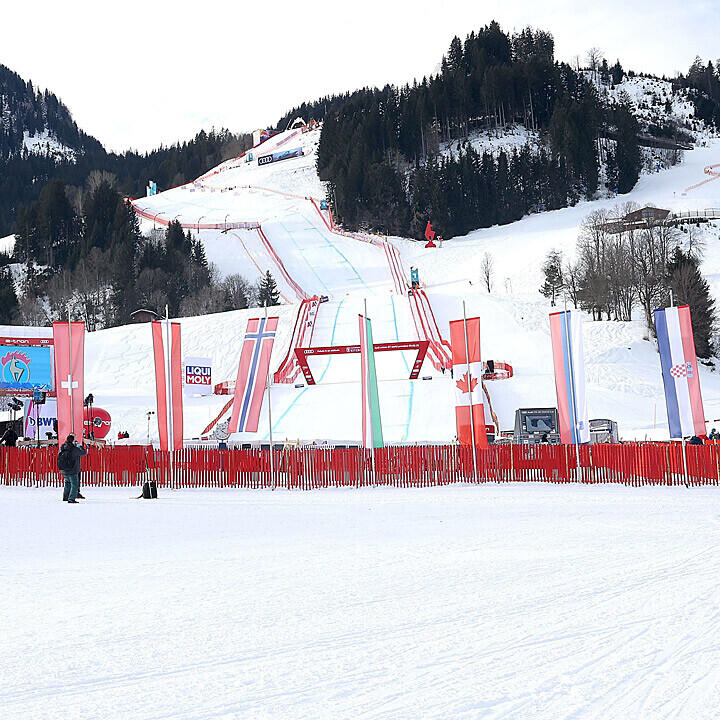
[52,321,85,442]
[425,221,436,242]
[152,320,183,450]
[449,316,488,448]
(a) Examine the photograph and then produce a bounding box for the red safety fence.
[3,443,720,490]
[274,296,321,383]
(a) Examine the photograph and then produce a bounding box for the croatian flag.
[654,305,706,438]
[152,321,184,451]
[449,316,488,448]
[52,321,85,442]
[228,316,278,433]
[549,310,589,444]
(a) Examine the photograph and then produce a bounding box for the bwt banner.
[257,147,304,167]
[24,397,57,437]
[24,398,112,440]
[183,356,212,396]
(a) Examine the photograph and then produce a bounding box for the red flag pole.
[164,305,175,487]
[67,304,75,438]
[462,300,478,482]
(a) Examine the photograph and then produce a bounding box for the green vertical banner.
[359,314,384,449]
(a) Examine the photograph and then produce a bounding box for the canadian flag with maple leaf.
[449,317,488,448]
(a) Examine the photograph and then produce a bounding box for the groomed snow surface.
[2,483,720,719]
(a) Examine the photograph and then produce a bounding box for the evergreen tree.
[0,268,18,323]
[540,250,565,305]
[614,94,641,193]
[257,271,280,306]
[666,248,716,358]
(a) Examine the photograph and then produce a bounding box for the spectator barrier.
[3,443,719,490]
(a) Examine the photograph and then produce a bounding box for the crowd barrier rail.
[2,443,720,490]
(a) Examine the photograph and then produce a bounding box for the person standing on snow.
[1,425,18,447]
[58,435,87,503]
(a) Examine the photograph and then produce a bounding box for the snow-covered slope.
[97,120,720,444]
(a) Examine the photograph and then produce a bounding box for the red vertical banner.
[52,321,85,443]
[229,316,278,434]
[152,320,183,451]
[449,317,488,448]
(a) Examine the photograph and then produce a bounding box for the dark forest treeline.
[302,23,638,238]
[0,63,252,235]
[8,180,270,329]
[278,22,713,239]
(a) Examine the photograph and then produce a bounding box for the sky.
[2,0,718,153]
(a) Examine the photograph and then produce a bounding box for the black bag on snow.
[138,480,158,499]
[57,447,74,472]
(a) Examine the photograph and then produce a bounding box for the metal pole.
[265,303,275,490]
[462,301,479,483]
[365,298,377,487]
[67,305,74,439]
[670,289,674,307]
[563,303,582,482]
[165,305,175,488]
[681,437,689,486]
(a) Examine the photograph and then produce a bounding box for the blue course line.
[263,297,346,440]
[276,218,331,294]
[282,212,368,291]
[391,294,414,442]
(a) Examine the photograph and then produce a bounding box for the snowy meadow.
[2,484,719,719]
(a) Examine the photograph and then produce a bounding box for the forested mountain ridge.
[0,64,252,235]
[276,22,720,240]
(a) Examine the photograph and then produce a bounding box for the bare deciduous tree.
[481,252,494,292]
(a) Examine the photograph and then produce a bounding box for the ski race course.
[111,125,720,445]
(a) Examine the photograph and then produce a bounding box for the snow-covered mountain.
[81,117,717,446]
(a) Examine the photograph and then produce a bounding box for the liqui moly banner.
[449,317,488,448]
[654,305,706,438]
[183,356,212,396]
[52,321,85,442]
[152,321,183,451]
[549,310,589,444]
[228,316,278,433]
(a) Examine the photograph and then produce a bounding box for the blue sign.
[0,346,53,392]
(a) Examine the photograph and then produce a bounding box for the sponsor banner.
[257,147,304,167]
[23,399,112,440]
[24,398,57,437]
[183,356,212,396]
[0,344,54,393]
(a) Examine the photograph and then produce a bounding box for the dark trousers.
[62,474,79,502]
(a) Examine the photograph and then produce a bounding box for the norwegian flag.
[449,316,488,448]
[52,321,85,442]
[228,316,278,433]
[152,320,184,451]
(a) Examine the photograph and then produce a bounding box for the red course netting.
[3,443,720,490]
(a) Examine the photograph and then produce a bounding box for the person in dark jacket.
[689,435,704,446]
[59,435,87,503]
[1,426,18,447]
